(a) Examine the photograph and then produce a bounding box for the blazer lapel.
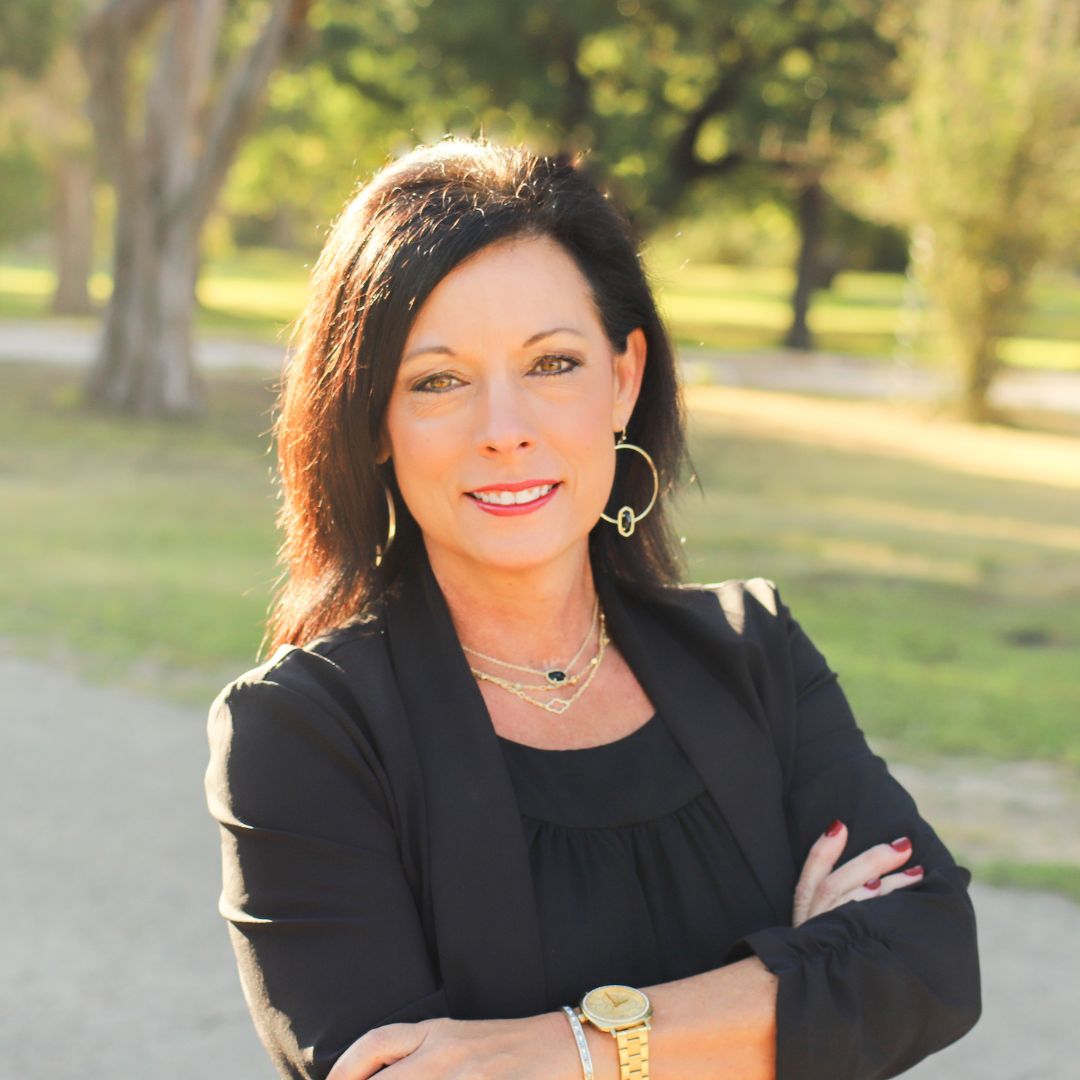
[595,569,795,924]
[385,546,549,1020]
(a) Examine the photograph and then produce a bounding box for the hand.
[792,819,925,927]
[325,1009,583,1080]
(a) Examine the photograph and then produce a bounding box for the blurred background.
[1,1,1077,1076]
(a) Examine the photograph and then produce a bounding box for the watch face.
[580,985,652,1028]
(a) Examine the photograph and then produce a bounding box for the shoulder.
[204,618,397,814]
[207,615,390,734]
[204,618,403,834]
[682,576,782,622]
[641,575,787,640]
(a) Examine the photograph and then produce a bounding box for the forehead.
[404,234,600,344]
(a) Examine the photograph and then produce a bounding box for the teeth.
[473,483,555,505]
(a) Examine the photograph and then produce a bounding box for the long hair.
[262,136,693,658]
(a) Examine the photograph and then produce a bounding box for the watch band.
[575,1009,650,1080]
[614,1023,650,1080]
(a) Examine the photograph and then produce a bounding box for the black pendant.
[546,670,567,685]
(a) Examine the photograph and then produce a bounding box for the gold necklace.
[461,596,599,687]
[471,614,608,715]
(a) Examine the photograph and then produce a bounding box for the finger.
[326,1023,425,1080]
[793,819,848,925]
[834,864,926,908]
[824,836,915,899]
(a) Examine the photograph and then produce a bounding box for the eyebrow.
[402,326,587,364]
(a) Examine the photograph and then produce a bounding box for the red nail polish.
[865,878,881,890]
[890,837,912,852]
[826,819,844,837]
[903,865,924,876]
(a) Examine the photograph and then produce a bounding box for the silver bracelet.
[561,1004,594,1080]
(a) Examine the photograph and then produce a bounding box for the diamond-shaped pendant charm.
[546,669,567,685]
[545,697,572,714]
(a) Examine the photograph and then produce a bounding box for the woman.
[204,137,981,1080]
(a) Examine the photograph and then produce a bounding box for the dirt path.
[885,749,1080,867]
[2,642,1077,1078]
[3,317,1080,418]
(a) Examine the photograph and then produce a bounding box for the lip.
[467,478,561,494]
[468,482,561,516]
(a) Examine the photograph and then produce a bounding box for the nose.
[474,372,536,456]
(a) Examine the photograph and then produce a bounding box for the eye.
[411,372,462,393]
[532,354,581,376]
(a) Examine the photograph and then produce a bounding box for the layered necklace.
[463,596,608,715]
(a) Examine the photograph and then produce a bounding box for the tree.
[312,0,903,351]
[889,0,1080,422]
[0,0,94,314]
[78,0,311,418]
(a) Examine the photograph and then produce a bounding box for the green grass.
[3,245,1079,370]
[971,860,1080,905]
[0,364,282,703]
[675,421,1080,763]
[1,362,1078,769]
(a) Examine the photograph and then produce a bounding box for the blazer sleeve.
[723,580,982,1079]
[203,652,448,1080]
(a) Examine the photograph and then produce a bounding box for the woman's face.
[379,232,646,579]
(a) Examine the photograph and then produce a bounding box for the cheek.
[385,409,462,511]
[573,432,617,507]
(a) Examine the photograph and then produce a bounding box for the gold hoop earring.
[374,478,396,567]
[600,427,659,538]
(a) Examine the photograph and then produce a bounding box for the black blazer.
[204,545,981,1079]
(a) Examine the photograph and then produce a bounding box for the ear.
[374,424,391,466]
[611,326,647,432]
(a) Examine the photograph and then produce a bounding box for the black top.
[205,551,981,1080]
[495,712,768,1008]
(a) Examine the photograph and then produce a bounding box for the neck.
[424,538,599,670]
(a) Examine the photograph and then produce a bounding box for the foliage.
[0,143,48,244]
[0,0,80,79]
[886,0,1080,417]
[223,0,904,250]
[0,2,90,246]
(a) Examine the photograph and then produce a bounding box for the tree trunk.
[78,0,307,418]
[783,179,827,351]
[49,154,96,316]
[84,169,204,415]
[956,325,1003,423]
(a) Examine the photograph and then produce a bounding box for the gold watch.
[577,984,652,1080]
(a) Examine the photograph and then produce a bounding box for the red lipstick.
[468,478,560,493]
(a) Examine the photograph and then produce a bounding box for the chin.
[465,537,584,574]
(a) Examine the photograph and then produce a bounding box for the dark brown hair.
[262,136,693,658]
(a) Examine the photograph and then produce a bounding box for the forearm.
[548,956,777,1080]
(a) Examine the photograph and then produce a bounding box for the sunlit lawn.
[2,246,1079,371]
[678,390,1080,764]
[1,362,1077,768]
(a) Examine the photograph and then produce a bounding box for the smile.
[470,483,556,505]
[467,482,561,515]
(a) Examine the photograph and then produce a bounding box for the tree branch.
[189,0,310,228]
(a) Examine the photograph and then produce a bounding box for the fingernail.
[826,819,844,837]
[890,837,912,852]
[903,865,924,877]
[865,878,881,890]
